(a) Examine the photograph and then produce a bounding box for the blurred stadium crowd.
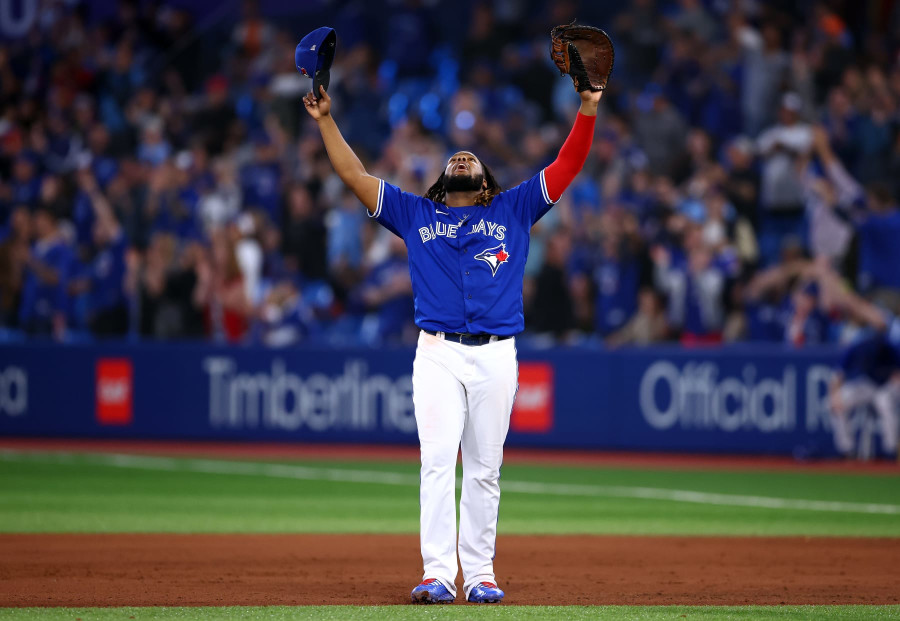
[1,0,900,347]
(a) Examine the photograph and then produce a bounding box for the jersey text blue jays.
[369,169,557,335]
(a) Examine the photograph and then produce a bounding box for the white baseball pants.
[832,378,900,456]
[412,330,518,600]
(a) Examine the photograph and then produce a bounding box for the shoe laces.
[422,579,438,586]
[480,582,498,589]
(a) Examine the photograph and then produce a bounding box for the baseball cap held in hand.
[295,27,336,95]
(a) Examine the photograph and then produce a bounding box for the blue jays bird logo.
[474,244,511,276]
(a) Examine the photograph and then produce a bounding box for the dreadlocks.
[424,160,503,207]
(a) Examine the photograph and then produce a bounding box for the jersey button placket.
[459,232,471,329]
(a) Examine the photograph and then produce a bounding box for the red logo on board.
[511,362,554,433]
[96,359,133,425]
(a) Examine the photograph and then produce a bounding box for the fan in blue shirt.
[18,206,74,337]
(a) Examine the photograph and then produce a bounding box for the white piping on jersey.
[539,168,559,206]
[374,174,555,220]
[368,179,385,219]
[373,174,556,219]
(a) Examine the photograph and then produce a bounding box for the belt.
[423,330,511,346]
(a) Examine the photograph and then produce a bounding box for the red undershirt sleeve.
[543,112,596,202]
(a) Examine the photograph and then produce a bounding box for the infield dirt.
[2,534,898,606]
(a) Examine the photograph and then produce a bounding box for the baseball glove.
[550,22,614,92]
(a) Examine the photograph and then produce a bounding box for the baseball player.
[828,333,900,458]
[302,69,601,602]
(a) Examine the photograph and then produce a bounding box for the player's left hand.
[579,88,603,104]
[577,87,603,116]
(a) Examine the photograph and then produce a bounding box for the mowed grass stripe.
[3,450,899,535]
[1,606,900,621]
[2,450,898,516]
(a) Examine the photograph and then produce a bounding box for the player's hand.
[303,85,331,120]
[828,390,844,415]
[578,88,603,116]
[579,88,604,105]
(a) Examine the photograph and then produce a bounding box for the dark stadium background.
[1,0,899,459]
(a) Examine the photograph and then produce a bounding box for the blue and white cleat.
[467,581,505,603]
[410,578,454,604]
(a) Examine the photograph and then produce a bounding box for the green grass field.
[1,448,899,620]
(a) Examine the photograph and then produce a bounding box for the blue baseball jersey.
[369,170,557,335]
[838,334,900,385]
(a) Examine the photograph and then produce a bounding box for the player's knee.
[420,450,458,474]
[465,466,500,486]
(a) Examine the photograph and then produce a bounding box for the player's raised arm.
[303,86,380,215]
[542,88,602,203]
[542,24,613,202]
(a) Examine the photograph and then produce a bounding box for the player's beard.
[443,171,485,193]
